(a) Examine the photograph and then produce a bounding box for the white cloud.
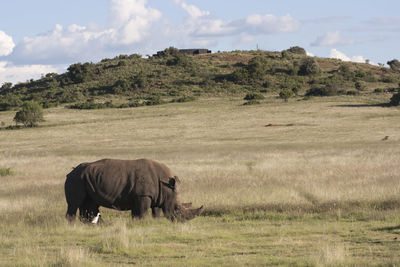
[181,2,210,18]
[329,48,365,63]
[306,51,314,57]
[246,14,300,34]
[0,61,64,84]
[8,0,162,65]
[311,31,354,46]
[2,0,303,82]
[0,31,15,56]
[108,0,162,45]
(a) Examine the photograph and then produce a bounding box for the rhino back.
[82,159,174,210]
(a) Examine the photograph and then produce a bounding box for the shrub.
[305,84,338,97]
[346,90,359,95]
[279,89,295,102]
[355,81,366,91]
[247,56,269,80]
[244,93,265,101]
[231,68,249,84]
[69,99,115,109]
[1,82,12,91]
[380,74,398,83]
[387,59,400,72]
[373,88,384,94]
[132,72,147,89]
[171,96,197,103]
[67,62,93,83]
[284,46,307,55]
[13,101,44,127]
[145,96,165,106]
[117,101,143,109]
[112,80,129,94]
[0,94,23,111]
[243,100,261,105]
[298,58,320,75]
[389,91,400,106]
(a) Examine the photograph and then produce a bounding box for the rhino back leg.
[65,175,87,222]
[131,196,152,219]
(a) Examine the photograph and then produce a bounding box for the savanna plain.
[0,95,399,266]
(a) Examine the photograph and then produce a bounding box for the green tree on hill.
[298,58,320,75]
[13,101,44,127]
[387,59,400,72]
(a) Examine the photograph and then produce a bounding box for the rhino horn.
[175,204,204,222]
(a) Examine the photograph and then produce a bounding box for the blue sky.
[0,0,399,83]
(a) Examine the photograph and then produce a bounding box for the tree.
[387,59,400,72]
[284,46,307,55]
[14,101,44,127]
[389,84,400,106]
[67,62,93,83]
[1,82,12,91]
[298,58,320,75]
[389,91,400,106]
[279,89,295,102]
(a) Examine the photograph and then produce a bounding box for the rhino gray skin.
[64,158,204,223]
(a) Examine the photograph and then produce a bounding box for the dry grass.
[0,95,399,265]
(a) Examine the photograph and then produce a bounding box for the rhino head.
[161,176,204,222]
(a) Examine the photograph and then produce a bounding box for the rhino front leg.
[152,207,162,218]
[131,196,151,219]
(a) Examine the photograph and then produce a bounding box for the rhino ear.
[162,176,180,190]
[169,176,180,189]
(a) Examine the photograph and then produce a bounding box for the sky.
[0,0,399,84]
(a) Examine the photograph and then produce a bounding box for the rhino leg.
[66,205,79,222]
[152,207,162,218]
[65,175,87,222]
[131,196,151,219]
[79,197,101,224]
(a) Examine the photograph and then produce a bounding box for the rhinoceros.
[64,158,204,223]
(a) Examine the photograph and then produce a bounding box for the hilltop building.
[178,49,212,55]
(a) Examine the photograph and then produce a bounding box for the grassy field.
[0,94,400,266]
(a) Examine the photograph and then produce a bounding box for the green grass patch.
[0,168,14,176]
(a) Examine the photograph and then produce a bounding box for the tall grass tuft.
[0,168,14,176]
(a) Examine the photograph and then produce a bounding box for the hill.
[0,46,399,110]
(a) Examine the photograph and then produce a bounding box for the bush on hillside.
[67,62,94,83]
[355,81,366,91]
[1,82,12,92]
[247,56,269,80]
[387,59,400,72]
[279,89,295,102]
[284,46,307,55]
[305,84,339,97]
[69,99,114,109]
[244,92,265,101]
[0,94,23,111]
[145,96,165,106]
[298,58,320,75]
[171,95,197,103]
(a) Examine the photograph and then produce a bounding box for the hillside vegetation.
[1,47,399,111]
